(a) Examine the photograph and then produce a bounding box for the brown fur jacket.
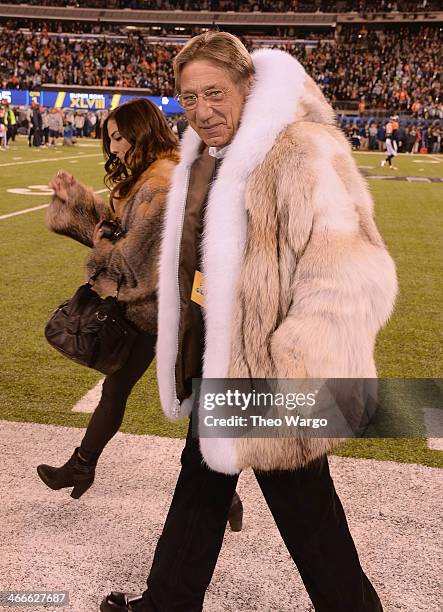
[157,50,398,474]
[46,151,179,333]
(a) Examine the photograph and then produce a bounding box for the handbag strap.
[88,267,104,284]
[88,267,123,298]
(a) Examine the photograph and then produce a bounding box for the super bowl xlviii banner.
[0,90,183,115]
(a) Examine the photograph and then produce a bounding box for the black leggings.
[80,330,156,461]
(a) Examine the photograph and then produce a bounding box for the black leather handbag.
[44,271,138,375]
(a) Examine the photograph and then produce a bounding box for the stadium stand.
[0,1,440,13]
[0,21,440,118]
[0,0,440,151]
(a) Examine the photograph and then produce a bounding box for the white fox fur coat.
[157,49,398,474]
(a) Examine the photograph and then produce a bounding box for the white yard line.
[0,152,102,168]
[0,189,108,221]
[0,204,49,220]
[71,378,105,413]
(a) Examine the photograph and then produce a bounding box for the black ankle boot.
[228,491,243,532]
[37,448,96,499]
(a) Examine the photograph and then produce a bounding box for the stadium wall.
[0,89,183,114]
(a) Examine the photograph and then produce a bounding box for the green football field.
[0,138,442,467]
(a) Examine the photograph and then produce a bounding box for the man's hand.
[49,170,77,203]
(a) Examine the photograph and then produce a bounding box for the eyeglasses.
[176,88,228,110]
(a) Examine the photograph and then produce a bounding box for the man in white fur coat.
[101,32,397,612]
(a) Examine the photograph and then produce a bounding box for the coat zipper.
[172,166,191,418]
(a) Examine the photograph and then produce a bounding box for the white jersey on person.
[385,121,397,156]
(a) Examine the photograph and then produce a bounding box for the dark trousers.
[80,331,156,460]
[142,423,382,612]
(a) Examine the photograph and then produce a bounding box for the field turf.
[0,139,441,467]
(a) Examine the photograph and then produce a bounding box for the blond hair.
[173,31,255,92]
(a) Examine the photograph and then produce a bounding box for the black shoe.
[228,491,243,532]
[100,592,147,611]
[36,448,96,499]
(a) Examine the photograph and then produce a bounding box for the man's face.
[180,60,249,148]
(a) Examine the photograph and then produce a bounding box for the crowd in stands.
[0,29,179,92]
[0,23,440,116]
[0,0,439,13]
[295,26,441,116]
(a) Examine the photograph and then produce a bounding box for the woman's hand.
[49,170,77,203]
[92,221,105,247]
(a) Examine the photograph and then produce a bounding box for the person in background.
[65,109,75,126]
[412,125,422,154]
[24,105,32,131]
[63,120,75,146]
[87,110,98,137]
[2,100,17,144]
[48,108,63,147]
[350,123,361,150]
[0,117,7,151]
[406,124,416,153]
[42,108,50,146]
[96,109,109,140]
[381,116,398,169]
[419,125,428,152]
[368,122,378,150]
[30,102,43,147]
[431,126,441,153]
[359,121,368,150]
[176,114,188,140]
[74,111,85,137]
[377,122,386,151]
[395,121,406,153]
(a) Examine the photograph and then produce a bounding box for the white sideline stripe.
[0,188,108,220]
[0,204,48,220]
[71,378,105,413]
[424,407,443,451]
[0,152,102,168]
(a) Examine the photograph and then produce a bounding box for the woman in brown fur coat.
[36,99,179,499]
[36,98,243,530]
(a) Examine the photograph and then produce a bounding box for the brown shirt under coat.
[175,147,217,402]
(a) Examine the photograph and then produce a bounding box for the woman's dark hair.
[102,98,178,202]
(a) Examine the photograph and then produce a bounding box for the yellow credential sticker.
[191,270,205,307]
